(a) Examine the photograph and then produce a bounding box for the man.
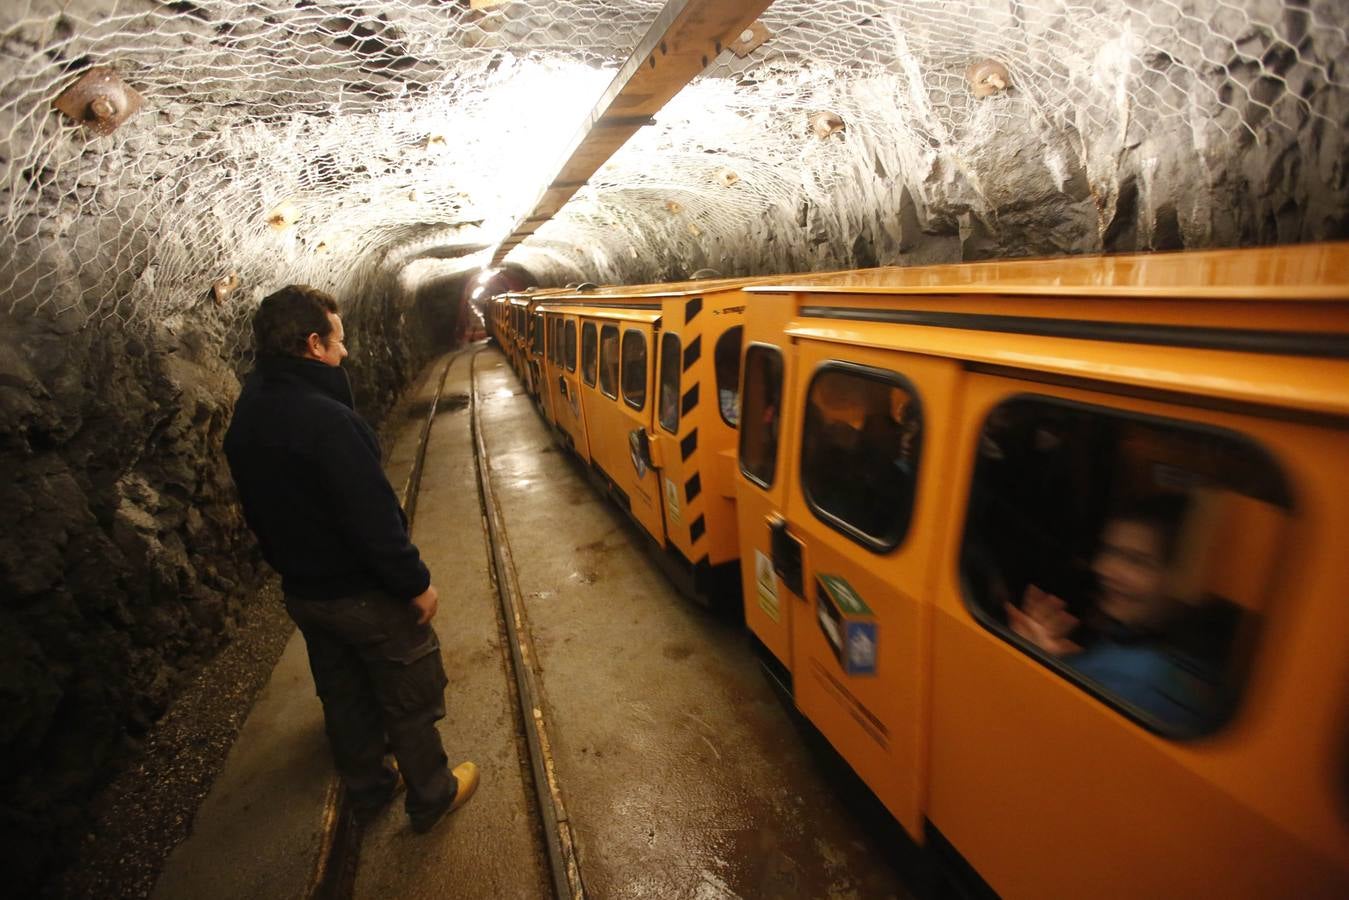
[224,284,477,832]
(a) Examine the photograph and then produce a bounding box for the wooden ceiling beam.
[490,0,772,266]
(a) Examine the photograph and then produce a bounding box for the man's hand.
[1006,584,1081,656]
[411,584,439,625]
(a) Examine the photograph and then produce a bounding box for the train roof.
[498,287,572,304]
[542,274,777,303]
[535,304,663,324]
[744,243,1349,301]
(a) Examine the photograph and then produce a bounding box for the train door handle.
[644,431,665,469]
[768,516,804,597]
[628,427,656,477]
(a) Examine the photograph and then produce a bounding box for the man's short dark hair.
[1112,493,1191,563]
[253,285,339,358]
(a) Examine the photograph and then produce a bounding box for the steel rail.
[469,348,587,899]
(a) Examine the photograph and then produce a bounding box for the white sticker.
[755,549,780,623]
[664,477,681,523]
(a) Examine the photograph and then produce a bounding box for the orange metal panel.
[783,318,1349,418]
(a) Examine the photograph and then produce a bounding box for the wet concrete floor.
[474,350,906,899]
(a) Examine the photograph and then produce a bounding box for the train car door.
[613,321,665,543]
[526,311,547,402]
[537,310,558,424]
[652,290,751,592]
[553,314,588,460]
[734,290,804,671]
[512,302,528,376]
[735,347,795,671]
[551,313,569,433]
[777,334,961,839]
[651,326,694,555]
[927,370,1348,898]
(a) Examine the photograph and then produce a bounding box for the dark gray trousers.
[284,589,456,821]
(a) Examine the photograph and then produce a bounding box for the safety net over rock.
[2,0,1346,330]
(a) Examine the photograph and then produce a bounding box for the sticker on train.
[664,477,681,524]
[628,430,648,479]
[754,550,780,623]
[816,574,877,676]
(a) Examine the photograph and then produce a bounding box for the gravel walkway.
[45,584,294,900]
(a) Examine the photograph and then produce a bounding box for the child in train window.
[962,398,1290,737]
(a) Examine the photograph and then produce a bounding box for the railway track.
[469,349,586,900]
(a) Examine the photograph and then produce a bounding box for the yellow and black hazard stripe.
[673,295,709,565]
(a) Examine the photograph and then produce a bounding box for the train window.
[564,320,577,373]
[959,396,1292,738]
[738,345,784,488]
[658,332,681,434]
[715,325,743,426]
[801,364,923,552]
[621,330,647,411]
[532,314,543,355]
[548,318,559,365]
[581,322,597,386]
[598,324,619,399]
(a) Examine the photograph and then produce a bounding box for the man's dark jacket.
[224,355,431,603]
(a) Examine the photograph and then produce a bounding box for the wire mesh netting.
[518,0,1349,281]
[2,0,1346,333]
[0,0,663,345]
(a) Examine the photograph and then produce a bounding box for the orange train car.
[488,292,514,353]
[734,243,1349,897]
[491,289,547,383]
[506,294,531,377]
[536,277,773,600]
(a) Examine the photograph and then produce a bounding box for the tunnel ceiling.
[2,0,1346,334]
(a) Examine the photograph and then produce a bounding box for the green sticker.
[817,573,873,617]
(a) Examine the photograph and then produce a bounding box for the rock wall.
[0,266,463,891]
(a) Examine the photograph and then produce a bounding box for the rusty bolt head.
[54,67,143,135]
[90,96,117,120]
